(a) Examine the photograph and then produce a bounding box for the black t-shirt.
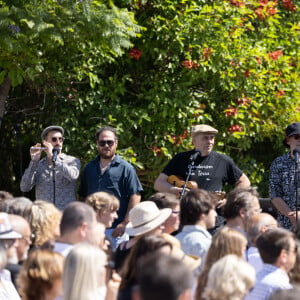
[162,150,243,192]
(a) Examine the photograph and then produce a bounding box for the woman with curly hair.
[195,226,248,300]
[17,249,64,300]
[85,192,119,228]
[26,200,62,249]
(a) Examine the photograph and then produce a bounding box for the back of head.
[270,285,300,300]
[18,249,64,300]
[180,189,215,226]
[0,190,13,202]
[85,191,119,215]
[28,200,62,247]
[63,243,107,300]
[256,228,294,265]
[223,187,258,219]
[2,197,32,218]
[137,253,193,300]
[120,235,172,290]
[196,226,247,300]
[60,202,95,236]
[149,192,179,209]
[247,213,278,245]
[204,254,255,300]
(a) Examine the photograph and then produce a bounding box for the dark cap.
[285,122,300,137]
[283,122,300,148]
[41,126,64,140]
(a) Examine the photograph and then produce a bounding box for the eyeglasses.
[51,137,64,142]
[98,140,115,147]
[291,134,300,140]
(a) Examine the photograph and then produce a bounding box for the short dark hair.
[223,187,258,219]
[180,189,214,226]
[95,126,118,141]
[137,253,193,300]
[149,192,179,209]
[60,202,95,236]
[256,228,294,264]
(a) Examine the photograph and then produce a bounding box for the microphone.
[189,151,201,162]
[52,147,60,163]
[293,149,300,163]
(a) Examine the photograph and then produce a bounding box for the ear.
[178,289,192,300]
[278,249,288,266]
[78,222,88,237]
[131,287,142,300]
[240,207,246,218]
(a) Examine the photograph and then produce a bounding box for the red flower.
[276,90,285,97]
[236,97,251,106]
[203,48,212,60]
[268,50,283,60]
[181,60,193,69]
[228,125,242,133]
[181,60,199,69]
[230,0,245,7]
[129,48,142,60]
[282,0,297,11]
[244,69,250,77]
[150,146,162,156]
[225,106,238,117]
[256,57,262,65]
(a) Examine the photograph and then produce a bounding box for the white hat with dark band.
[125,201,171,237]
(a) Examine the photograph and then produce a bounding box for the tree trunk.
[0,77,11,130]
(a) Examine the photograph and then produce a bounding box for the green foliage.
[1,0,299,199]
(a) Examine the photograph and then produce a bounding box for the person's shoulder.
[212,151,234,162]
[173,150,194,160]
[113,154,135,169]
[61,153,80,162]
[271,153,289,164]
[81,156,99,169]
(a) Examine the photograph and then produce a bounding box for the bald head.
[247,213,278,245]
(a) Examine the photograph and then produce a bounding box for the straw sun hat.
[125,201,172,237]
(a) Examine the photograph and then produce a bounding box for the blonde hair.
[17,249,64,300]
[86,192,119,215]
[62,243,107,300]
[28,200,62,247]
[195,227,247,300]
[203,254,255,300]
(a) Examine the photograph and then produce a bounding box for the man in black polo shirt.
[154,124,250,205]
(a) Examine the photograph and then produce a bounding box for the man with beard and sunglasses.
[78,126,143,243]
[20,126,80,210]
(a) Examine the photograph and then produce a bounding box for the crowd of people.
[0,121,299,300]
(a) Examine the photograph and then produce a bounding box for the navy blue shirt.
[78,154,143,227]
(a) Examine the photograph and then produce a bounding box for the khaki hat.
[125,201,171,237]
[41,126,64,140]
[191,124,218,136]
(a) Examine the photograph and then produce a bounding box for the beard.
[99,148,116,159]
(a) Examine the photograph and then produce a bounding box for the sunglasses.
[291,134,300,140]
[98,140,115,147]
[51,137,64,142]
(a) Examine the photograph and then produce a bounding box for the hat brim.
[125,208,172,237]
[41,126,64,140]
[0,230,22,239]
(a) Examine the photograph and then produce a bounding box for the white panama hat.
[0,212,22,239]
[125,201,172,237]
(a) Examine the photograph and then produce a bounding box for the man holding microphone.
[20,125,80,210]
